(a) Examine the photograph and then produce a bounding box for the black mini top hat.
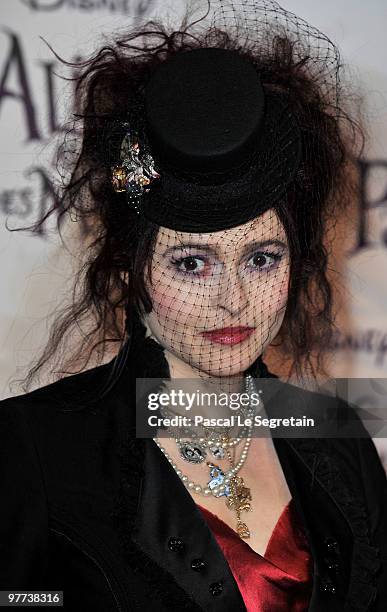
[111,47,302,233]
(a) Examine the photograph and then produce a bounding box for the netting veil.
[47,0,360,539]
[53,0,356,390]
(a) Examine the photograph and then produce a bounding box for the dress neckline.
[196,498,313,610]
[196,498,293,560]
[196,496,312,581]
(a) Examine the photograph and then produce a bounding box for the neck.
[163,347,245,395]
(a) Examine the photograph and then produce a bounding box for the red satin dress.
[197,499,313,611]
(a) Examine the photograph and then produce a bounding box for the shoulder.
[288,384,387,533]
[0,359,115,416]
[0,359,120,474]
[0,359,132,517]
[274,378,386,489]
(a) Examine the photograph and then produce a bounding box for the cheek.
[276,275,289,308]
[148,281,202,326]
[252,266,289,317]
[147,266,181,319]
[150,285,176,317]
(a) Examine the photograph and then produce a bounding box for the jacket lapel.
[263,375,380,610]
[132,438,247,611]
[282,436,381,611]
[275,436,353,610]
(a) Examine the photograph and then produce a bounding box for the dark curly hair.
[13,1,364,393]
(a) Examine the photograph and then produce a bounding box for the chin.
[193,357,257,378]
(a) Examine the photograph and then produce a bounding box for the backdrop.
[1,0,387,462]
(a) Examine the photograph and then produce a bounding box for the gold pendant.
[236,521,251,539]
[226,475,252,539]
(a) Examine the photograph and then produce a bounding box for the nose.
[215,267,249,317]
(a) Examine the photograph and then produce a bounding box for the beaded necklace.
[154,374,260,539]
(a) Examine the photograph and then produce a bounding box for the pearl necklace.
[154,374,260,538]
[154,434,252,497]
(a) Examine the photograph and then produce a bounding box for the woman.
[0,1,386,610]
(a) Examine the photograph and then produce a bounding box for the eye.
[171,255,207,275]
[246,251,282,271]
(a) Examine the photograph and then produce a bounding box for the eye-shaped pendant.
[178,442,206,464]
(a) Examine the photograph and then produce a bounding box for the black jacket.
[1,323,386,611]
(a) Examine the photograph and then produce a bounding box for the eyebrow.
[163,239,288,258]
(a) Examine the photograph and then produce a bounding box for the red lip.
[200,326,255,345]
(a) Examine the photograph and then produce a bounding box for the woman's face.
[141,208,290,378]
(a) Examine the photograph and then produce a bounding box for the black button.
[320,578,337,596]
[324,537,339,555]
[209,581,223,596]
[191,558,206,572]
[168,537,184,552]
[325,559,339,573]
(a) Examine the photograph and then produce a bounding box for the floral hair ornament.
[111,124,160,214]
